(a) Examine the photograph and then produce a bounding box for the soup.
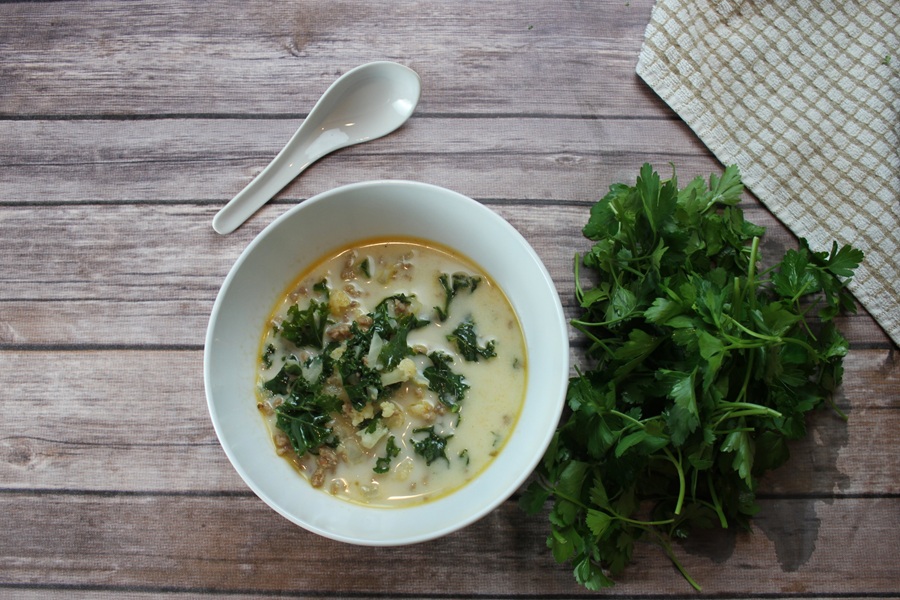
[256,238,527,507]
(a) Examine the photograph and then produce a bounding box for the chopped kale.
[360,256,373,278]
[280,297,330,349]
[423,351,469,412]
[261,343,276,369]
[434,272,481,321]
[338,321,385,411]
[372,294,429,370]
[447,318,497,361]
[412,426,453,466]
[335,294,427,410]
[374,435,401,474]
[264,356,342,456]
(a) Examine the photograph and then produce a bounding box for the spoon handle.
[211,127,315,235]
[211,62,421,235]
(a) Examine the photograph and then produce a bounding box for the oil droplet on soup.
[255,238,527,507]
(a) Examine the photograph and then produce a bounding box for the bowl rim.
[204,179,569,545]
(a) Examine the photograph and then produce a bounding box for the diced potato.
[393,457,414,482]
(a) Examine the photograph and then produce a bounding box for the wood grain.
[0,348,896,495]
[0,0,663,117]
[0,116,709,205]
[0,492,898,596]
[1,0,896,597]
[0,202,891,346]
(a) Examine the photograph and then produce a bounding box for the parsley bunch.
[521,164,863,590]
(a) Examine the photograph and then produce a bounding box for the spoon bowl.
[212,62,421,234]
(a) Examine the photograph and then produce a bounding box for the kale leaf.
[335,294,428,410]
[411,426,453,466]
[265,356,342,457]
[372,294,429,370]
[261,343,276,369]
[337,320,385,411]
[280,298,330,349]
[374,435,401,474]
[447,318,497,362]
[434,272,481,321]
[423,351,469,412]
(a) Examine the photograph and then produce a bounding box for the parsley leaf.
[525,164,861,591]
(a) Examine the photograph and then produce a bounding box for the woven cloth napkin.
[636,0,900,346]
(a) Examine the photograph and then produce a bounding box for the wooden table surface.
[2,1,898,597]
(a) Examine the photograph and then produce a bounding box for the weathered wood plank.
[1,297,885,352]
[0,349,896,494]
[0,116,704,168]
[0,0,663,118]
[0,592,886,600]
[0,492,896,596]
[0,116,708,204]
[0,202,889,347]
[2,1,896,597]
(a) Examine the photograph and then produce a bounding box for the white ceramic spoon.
[212,61,421,234]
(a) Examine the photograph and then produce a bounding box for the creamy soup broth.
[256,238,527,507]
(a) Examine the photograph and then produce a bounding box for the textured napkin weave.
[637,0,900,346]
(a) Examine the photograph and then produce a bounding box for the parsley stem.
[747,236,760,310]
[610,409,646,429]
[662,447,685,515]
[571,322,614,355]
[795,296,820,342]
[706,471,728,528]
[547,486,676,527]
[545,488,586,510]
[824,393,849,421]
[717,408,780,422]
[717,400,782,415]
[722,314,819,354]
[573,253,585,304]
[722,316,772,341]
[735,349,755,403]
[716,426,756,435]
[722,336,766,350]
[713,403,782,430]
[571,316,630,328]
[648,529,702,591]
[789,278,816,305]
[616,514,675,527]
[732,276,743,322]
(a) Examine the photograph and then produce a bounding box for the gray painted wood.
[1,0,897,596]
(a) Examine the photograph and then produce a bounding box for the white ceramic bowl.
[204,180,568,545]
